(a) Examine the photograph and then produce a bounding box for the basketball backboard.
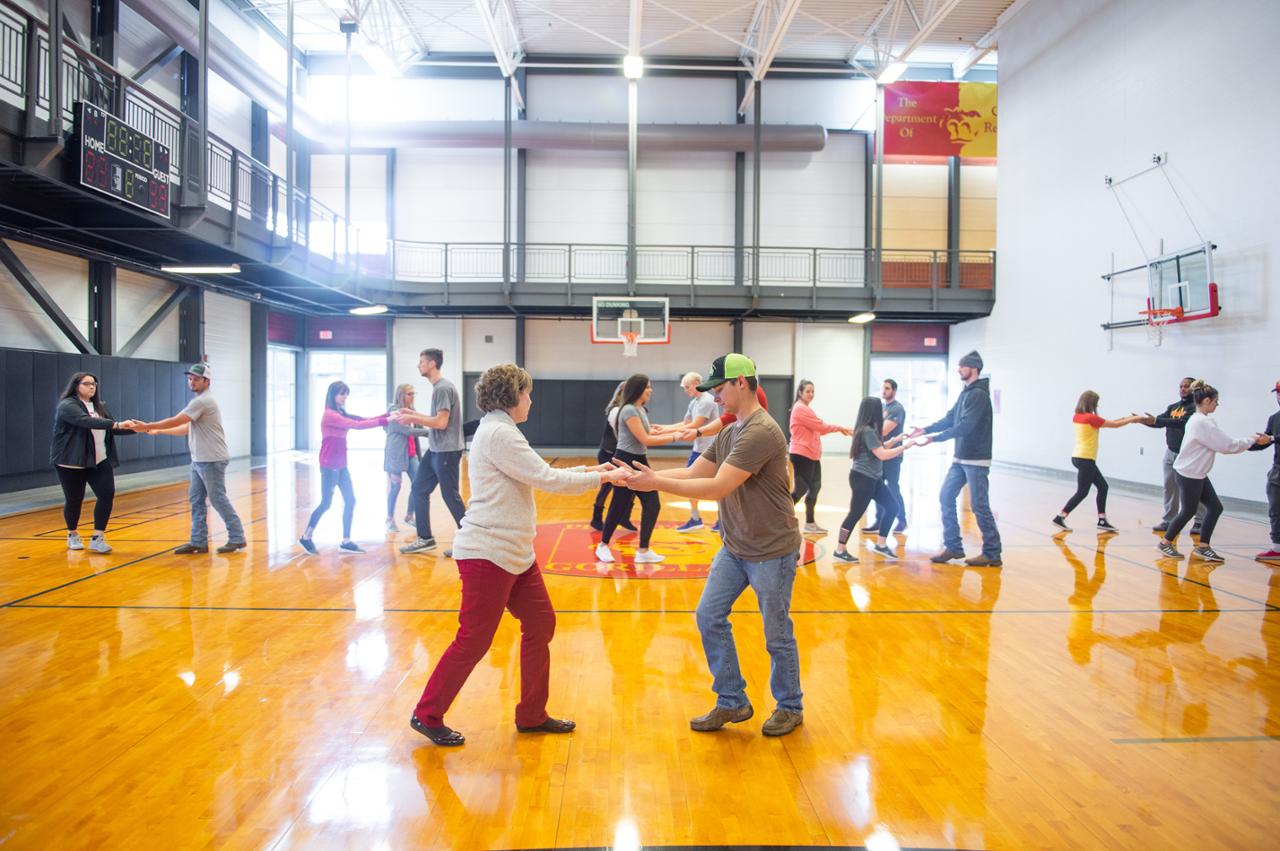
[590,297,670,356]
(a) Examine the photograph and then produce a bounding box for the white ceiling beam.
[888,0,963,66]
[737,0,805,115]
[473,0,525,108]
[521,0,629,52]
[628,0,642,55]
[640,1,757,53]
[646,0,758,55]
[845,0,900,65]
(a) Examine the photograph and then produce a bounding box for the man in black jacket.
[1141,377,1206,534]
[910,350,1002,567]
[1252,380,1280,563]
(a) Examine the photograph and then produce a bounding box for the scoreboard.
[76,102,171,219]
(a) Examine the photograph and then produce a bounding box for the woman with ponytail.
[299,381,390,554]
[1158,380,1270,562]
[1052,390,1143,533]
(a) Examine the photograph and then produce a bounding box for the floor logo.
[534,521,822,580]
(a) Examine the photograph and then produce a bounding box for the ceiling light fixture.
[160,264,241,274]
[349,304,389,316]
[623,54,645,80]
[848,312,876,324]
[876,61,909,85]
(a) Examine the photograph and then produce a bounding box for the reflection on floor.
[1,450,1277,849]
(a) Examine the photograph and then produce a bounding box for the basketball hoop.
[622,331,640,357]
[1140,306,1183,345]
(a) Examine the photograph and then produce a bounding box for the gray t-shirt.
[688,392,719,454]
[181,391,229,463]
[615,403,650,455]
[884,399,907,440]
[851,426,883,480]
[428,377,464,453]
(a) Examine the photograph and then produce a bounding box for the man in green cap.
[622,353,804,737]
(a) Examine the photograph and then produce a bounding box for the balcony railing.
[386,242,994,292]
[0,0,362,270]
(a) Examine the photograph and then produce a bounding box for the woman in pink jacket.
[789,380,850,534]
[299,381,390,554]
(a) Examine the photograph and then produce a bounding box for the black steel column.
[947,155,961,288]
[90,0,118,64]
[88,260,115,355]
[751,79,761,295]
[386,149,396,278]
[503,76,512,295]
[732,318,743,353]
[734,73,746,289]
[344,25,353,266]
[514,315,526,367]
[249,103,269,221]
[250,303,268,456]
[626,75,638,295]
[864,133,874,258]
[515,67,527,285]
[178,288,204,363]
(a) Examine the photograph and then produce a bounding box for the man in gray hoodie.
[910,350,1001,567]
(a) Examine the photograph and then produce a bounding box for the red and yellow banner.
[883,81,997,158]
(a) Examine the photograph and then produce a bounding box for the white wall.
[462,318,516,373]
[525,318,733,381]
[396,148,508,243]
[951,0,1280,501]
[0,241,89,353]
[115,269,179,361]
[745,133,867,248]
[203,292,251,457]
[795,323,866,456]
[759,77,878,131]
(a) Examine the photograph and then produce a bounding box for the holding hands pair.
[116,419,148,432]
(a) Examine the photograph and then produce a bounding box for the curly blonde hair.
[475,363,532,412]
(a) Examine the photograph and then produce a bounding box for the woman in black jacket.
[50,372,137,553]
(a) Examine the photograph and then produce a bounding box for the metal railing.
[389,242,994,291]
[0,0,363,271]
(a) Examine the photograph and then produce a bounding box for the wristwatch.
[694,427,702,437]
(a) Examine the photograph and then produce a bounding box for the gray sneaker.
[1192,546,1224,563]
[400,537,438,554]
[88,534,112,554]
[1157,539,1182,559]
[761,708,804,737]
[690,704,753,732]
[67,531,84,551]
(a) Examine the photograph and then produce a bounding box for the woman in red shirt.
[1053,390,1142,533]
[788,380,850,534]
[300,381,390,554]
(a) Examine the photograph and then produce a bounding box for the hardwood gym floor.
[1,451,1276,849]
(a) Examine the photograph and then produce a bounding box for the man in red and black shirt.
[1141,377,1206,534]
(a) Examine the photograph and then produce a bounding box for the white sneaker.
[594,543,615,563]
[67,531,83,551]
[89,534,112,554]
[385,518,399,532]
[634,550,665,564]
[803,522,827,535]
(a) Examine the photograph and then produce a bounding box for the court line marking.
[0,546,181,608]
[1112,735,1280,745]
[5,603,1268,616]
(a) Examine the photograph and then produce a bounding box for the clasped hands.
[585,458,661,491]
[116,419,151,433]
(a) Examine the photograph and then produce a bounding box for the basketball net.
[622,331,640,357]
[1140,306,1182,347]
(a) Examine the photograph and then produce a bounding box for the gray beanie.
[958,350,983,371]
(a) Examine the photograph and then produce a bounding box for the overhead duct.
[124,0,826,153]
[307,120,826,152]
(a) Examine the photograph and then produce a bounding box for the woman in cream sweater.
[409,363,633,747]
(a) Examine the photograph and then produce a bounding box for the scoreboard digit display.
[76,102,171,219]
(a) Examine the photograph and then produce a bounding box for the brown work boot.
[965,554,1002,567]
[761,708,804,737]
[690,703,753,732]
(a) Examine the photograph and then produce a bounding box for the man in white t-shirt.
[136,363,246,555]
[651,372,719,532]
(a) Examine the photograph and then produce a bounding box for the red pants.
[413,559,557,728]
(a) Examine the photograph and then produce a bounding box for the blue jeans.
[695,547,802,712]
[413,449,466,540]
[939,462,1001,559]
[189,461,245,546]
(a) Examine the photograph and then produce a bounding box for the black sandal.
[517,717,576,734]
[410,715,465,746]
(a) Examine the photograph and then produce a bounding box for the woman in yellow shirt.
[1053,391,1143,532]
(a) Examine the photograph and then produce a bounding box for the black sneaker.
[1192,546,1224,563]
[298,537,318,554]
[872,543,898,561]
[1096,518,1119,533]
[1157,540,1182,559]
[173,543,208,554]
[1051,516,1071,532]
[832,550,859,563]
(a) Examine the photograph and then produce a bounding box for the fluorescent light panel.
[876,61,908,85]
[848,312,876,324]
[623,55,644,79]
[160,264,240,274]
[350,304,389,315]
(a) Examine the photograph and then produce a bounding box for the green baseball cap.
[697,353,757,392]
[186,363,212,379]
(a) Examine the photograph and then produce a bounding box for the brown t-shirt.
[702,407,802,561]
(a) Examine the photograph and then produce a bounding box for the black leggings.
[603,448,661,548]
[790,454,822,523]
[838,471,895,544]
[56,462,115,532]
[308,467,356,538]
[1062,457,1109,515]
[1165,473,1223,545]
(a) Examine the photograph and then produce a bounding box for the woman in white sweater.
[1159,380,1270,562]
[409,364,633,747]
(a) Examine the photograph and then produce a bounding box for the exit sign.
[318,329,333,340]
